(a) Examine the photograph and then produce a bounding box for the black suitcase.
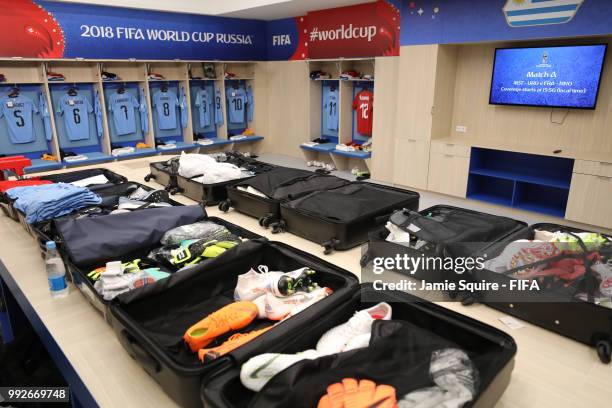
[361,205,527,284]
[30,180,179,258]
[53,205,261,321]
[108,239,360,408]
[220,167,350,231]
[3,168,126,233]
[279,183,420,254]
[202,284,516,408]
[470,223,612,363]
[145,154,276,205]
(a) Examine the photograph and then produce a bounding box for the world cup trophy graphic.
[0,0,65,58]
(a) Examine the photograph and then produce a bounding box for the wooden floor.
[0,157,610,408]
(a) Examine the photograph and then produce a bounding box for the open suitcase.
[108,239,360,408]
[219,167,350,231]
[279,183,420,254]
[145,154,276,205]
[361,206,527,283]
[5,168,127,235]
[202,284,517,408]
[469,223,612,363]
[52,205,261,321]
[30,180,178,258]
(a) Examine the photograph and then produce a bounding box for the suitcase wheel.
[359,253,371,268]
[323,239,340,255]
[271,220,286,234]
[460,294,476,306]
[596,340,611,364]
[144,174,154,182]
[169,187,181,195]
[218,199,231,213]
[259,214,275,228]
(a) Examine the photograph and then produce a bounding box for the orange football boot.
[318,378,397,408]
[183,301,259,353]
[198,326,273,363]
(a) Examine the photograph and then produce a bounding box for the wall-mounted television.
[489,44,607,109]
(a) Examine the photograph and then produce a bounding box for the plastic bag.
[161,221,239,245]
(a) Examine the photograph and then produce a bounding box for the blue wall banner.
[0,0,266,60]
[401,0,612,46]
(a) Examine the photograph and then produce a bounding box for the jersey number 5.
[13,110,25,127]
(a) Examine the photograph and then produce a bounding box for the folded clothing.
[178,152,244,184]
[112,147,135,156]
[7,183,102,224]
[64,155,89,162]
[69,174,110,188]
[93,260,171,300]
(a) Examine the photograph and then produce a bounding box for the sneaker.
[234,266,319,301]
[324,163,336,172]
[306,161,315,167]
[351,167,360,175]
[316,302,392,355]
[183,301,259,353]
[318,379,397,408]
[240,349,320,391]
[198,326,273,363]
[266,286,332,321]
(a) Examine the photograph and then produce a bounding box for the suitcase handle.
[119,330,161,374]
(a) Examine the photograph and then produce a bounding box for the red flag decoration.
[306,0,400,59]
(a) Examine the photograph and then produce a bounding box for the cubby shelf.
[467,148,574,217]
[331,149,372,159]
[300,143,337,152]
[469,168,571,189]
[230,135,264,144]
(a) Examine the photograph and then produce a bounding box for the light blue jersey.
[108,92,139,136]
[39,93,52,141]
[179,87,188,129]
[94,91,103,139]
[214,88,224,126]
[227,88,247,124]
[0,95,38,144]
[139,88,149,134]
[152,90,178,130]
[57,94,93,141]
[323,89,339,131]
[246,86,254,122]
[195,89,212,127]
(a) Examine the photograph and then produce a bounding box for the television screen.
[489,44,607,109]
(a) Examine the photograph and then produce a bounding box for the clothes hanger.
[118,83,126,94]
[8,85,19,98]
[161,82,169,92]
[67,84,78,96]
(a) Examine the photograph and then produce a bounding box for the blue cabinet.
[467,148,574,217]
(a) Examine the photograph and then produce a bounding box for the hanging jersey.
[195,89,212,127]
[153,90,178,130]
[139,88,149,134]
[323,89,339,131]
[94,91,103,139]
[179,87,188,129]
[57,94,93,141]
[214,88,224,126]
[246,86,254,122]
[227,88,247,124]
[353,89,374,136]
[39,93,52,141]
[0,95,38,144]
[108,92,139,136]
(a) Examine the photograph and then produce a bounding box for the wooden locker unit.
[428,150,470,198]
[393,139,430,190]
[566,161,612,229]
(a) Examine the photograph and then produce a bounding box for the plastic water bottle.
[45,241,68,298]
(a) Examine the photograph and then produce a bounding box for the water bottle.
[45,241,68,298]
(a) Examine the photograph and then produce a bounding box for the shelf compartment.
[300,142,337,153]
[470,148,573,189]
[469,168,570,189]
[467,174,514,207]
[513,182,569,218]
[331,149,372,159]
[230,135,264,144]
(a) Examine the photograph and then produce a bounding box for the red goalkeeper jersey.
[352,90,374,136]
